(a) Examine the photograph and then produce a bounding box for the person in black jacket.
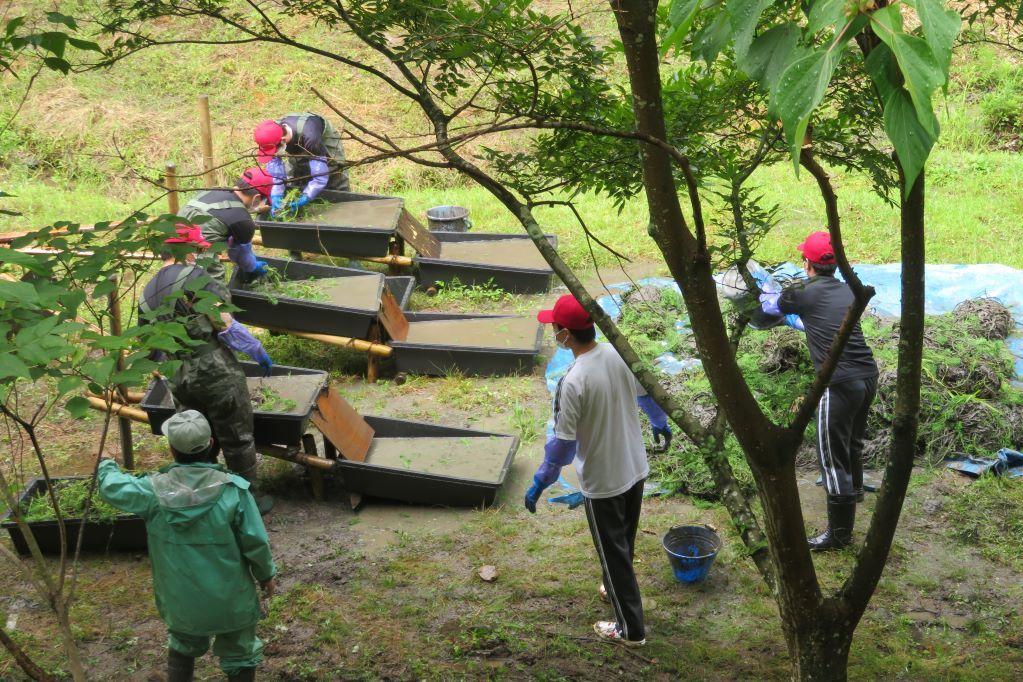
[760,231,878,551]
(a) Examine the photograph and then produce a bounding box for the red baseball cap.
[537,294,594,330]
[797,230,836,265]
[165,224,211,248]
[238,166,274,199]
[253,120,284,163]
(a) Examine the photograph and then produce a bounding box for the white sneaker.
[593,620,646,647]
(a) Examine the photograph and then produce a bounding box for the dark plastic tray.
[140,362,327,446]
[415,232,557,294]
[335,416,519,507]
[1,476,147,555]
[228,257,413,339]
[389,312,543,377]
[256,190,403,257]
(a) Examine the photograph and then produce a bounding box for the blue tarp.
[544,264,1023,402]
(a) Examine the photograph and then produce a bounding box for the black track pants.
[816,377,877,496]
[583,479,645,641]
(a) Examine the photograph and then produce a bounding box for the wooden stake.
[198,95,215,187]
[165,162,180,214]
[107,275,134,469]
[303,433,324,501]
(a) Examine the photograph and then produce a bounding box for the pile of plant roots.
[619,289,1022,499]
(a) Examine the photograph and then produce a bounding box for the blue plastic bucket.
[662,525,721,584]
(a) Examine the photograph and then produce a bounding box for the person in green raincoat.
[98,410,277,682]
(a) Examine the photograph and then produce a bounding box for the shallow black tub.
[255,190,403,257]
[415,232,557,294]
[140,362,327,446]
[389,312,544,377]
[228,257,413,339]
[335,416,519,507]
[1,476,148,555]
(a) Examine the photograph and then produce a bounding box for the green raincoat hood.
[150,463,247,528]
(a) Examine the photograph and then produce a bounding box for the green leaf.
[774,49,838,163]
[0,248,47,275]
[916,0,962,73]
[0,280,39,305]
[727,0,772,63]
[807,0,846,35]
[65,396,92,419]
[693,11,731,64]
[0,354,31,380]
[42,56,70,74]
[884,89,935,195]
[57,375,84,395]
[865,43,899,103]
[872,7,944,137]
[661,0,701,56]
[45,12,77,29]
[743,22,800,94]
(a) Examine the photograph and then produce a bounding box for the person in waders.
[98,410,277,682]
[253,113,350,216]
[139,225,275,514]
[759,230,879,551]
[180,166,274,283]
[525,295,671,647]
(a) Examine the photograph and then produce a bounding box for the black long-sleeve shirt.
[778,275,878,385]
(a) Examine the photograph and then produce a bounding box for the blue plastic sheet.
[544,264,1023,401]
[945,448,1023,479]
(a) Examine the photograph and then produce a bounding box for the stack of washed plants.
[617,288,1023,499]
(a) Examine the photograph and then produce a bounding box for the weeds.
[249,381,297,413]
[249,268,332,304]
[22,479,125,523]
[510,404,543,443]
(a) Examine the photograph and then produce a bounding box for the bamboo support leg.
[303,433,324,501]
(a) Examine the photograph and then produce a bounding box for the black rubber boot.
[808,496,856,552]
[227,667,256,681]
[854,489,865,503]
[167,648,195,682]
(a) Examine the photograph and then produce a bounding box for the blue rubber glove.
[218,322,273,376]
[653,425,672,448]
[784,314,805,332]
[550,491,585,509]
[286,194,311,212]
[270,195,284,216]
[227,240,267,275]
[524,476,547,514]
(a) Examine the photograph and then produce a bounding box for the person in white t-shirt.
[525,294,671,647]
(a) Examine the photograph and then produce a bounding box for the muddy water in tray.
[306,198,403,228]
[155,375,323,414]
[310,274,382,311]
[437,239,549,269]
[365,436,515,483]
[403,317,538,349]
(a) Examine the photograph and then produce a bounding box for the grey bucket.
[426,205,472,232]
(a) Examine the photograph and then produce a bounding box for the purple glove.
[218,322,273,376]
[227,240,267,275]
[303,158,329,200]
[533,437,578,488]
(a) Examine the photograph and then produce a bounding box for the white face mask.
[555,328,570,350]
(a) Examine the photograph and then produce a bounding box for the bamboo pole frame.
[198,95,216,187]
[165,162,180,214]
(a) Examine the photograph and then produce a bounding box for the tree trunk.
[789,624,854,681]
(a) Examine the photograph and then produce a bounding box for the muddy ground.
[1,264,1022,679]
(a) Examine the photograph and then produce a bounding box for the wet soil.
[364,435,515,482]
[308,198,403,229]
[402,317,539,349]
[438,239,551,270]
[155,374,324,414]
[254,273,383,311]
